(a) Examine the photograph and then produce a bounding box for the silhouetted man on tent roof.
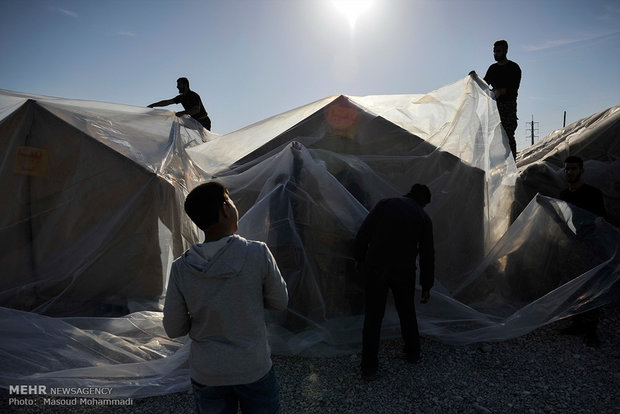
[483,40,521,160]
[148,77,211,130]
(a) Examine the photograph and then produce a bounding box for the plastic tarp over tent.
[186,76,517,350]
[515,105,620,227]
[0,90,211,315]
[1,78,618,399]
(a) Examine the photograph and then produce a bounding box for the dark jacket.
[354,196,434,291]
[173,90,211,129]
[484,60,521,102]
[560,184,606,218]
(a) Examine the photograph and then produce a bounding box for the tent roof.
[517,105,620,168]
[0,89,214,173]
[188,76,516,178]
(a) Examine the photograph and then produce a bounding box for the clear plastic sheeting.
[516,104,620,227]
[0,308,190,397]
[0,90,211,316]
[445,195,619,340]
[350,75,518,247]
[1,79,618,399]
[1,195,617,398]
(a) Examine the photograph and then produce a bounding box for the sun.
[331,0,374,30]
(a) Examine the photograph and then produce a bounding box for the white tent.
[0,78,617,398]
[0,90,211,315]
[515,105,620,227]
[185,76,517,347]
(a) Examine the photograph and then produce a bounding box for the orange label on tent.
[14,146,49,177]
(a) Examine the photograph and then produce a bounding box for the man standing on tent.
[483,40,521,160]
[354,184,435,381]
[559,155,606,347]
[148,77,212,130]
[163,182,288,412]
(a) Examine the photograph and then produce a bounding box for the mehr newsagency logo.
[8,385,133,407]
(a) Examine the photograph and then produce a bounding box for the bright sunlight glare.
[331,0,374,29]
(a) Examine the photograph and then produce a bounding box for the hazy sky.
[1,0,619,151]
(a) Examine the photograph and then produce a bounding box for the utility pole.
[563,111,567,127]
[526,115,539,146]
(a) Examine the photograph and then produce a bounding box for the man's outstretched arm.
[148,98,175,108]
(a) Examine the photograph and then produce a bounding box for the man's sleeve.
[263,244,289,311]
[418,216,435,291]
[483,65,493,85]
[162,266,191,338]
[511,63,522,94]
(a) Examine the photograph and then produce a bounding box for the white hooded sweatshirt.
[163,234,288,386]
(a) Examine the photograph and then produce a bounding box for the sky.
[1,0,619,152]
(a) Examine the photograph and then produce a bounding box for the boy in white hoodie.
[163,181,289,414]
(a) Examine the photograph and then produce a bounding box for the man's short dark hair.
[494,40,508,50]
[177,77,190,87]
[407,184,431,207]
[564,155,584,168]
[184,182,228,230]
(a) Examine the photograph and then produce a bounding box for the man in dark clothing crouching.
[354,184,435,381]
[148,77,212,130]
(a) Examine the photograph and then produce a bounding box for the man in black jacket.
[148,77,211,130]
[354,184,435,380]
[560,156,606,217]
[484,40,521,160]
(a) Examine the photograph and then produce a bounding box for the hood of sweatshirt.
[181,234,248,278]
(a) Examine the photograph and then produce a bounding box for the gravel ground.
[4,302,618,414]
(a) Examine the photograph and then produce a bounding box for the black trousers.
[361,266,420,373]
[497,100,518,159]
[198,116,212,131]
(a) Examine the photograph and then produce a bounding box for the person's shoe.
[361,370,379,382]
